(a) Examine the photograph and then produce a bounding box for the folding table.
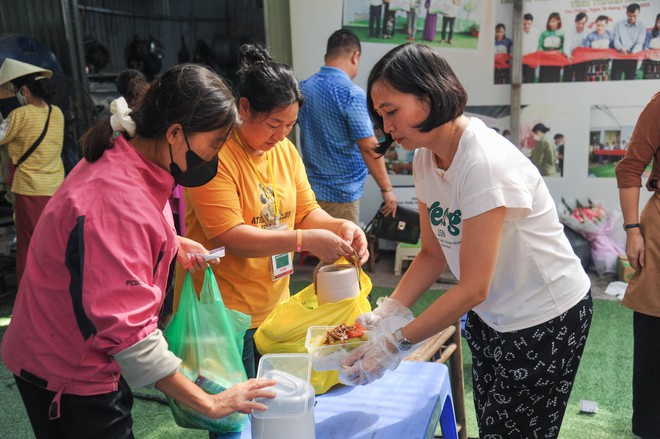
[217,360,458,439]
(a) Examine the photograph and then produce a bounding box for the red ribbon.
[494,53,512,69]
[519,48,660,68]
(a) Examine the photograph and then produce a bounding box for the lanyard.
[234,128,280,219]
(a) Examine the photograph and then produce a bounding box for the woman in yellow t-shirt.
[175,43,369,379]
[0,60,65,285]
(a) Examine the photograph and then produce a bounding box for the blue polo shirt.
[298,66,375,203]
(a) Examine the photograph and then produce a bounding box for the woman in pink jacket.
[1,64,275,439]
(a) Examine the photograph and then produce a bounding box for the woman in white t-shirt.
[342,43,592,439]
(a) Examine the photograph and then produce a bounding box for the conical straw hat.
[0,58,53,98]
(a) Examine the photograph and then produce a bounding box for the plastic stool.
[394,241,421,275]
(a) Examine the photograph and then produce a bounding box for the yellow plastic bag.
[254,257,372,394]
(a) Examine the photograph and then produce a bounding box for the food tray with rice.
[305,323,369,371]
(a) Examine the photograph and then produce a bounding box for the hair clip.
[113,131,121,138]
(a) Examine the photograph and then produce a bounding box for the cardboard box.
[618,255,635,283]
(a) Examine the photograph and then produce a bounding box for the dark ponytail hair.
[11,73,53,101]
[81,63,238,162]
[116,69,148,108]
[236,42,303,116]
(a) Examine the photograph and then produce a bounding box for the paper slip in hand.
[187,247,225,261]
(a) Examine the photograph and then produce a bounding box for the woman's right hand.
[304,229,356,263]
[208,378,277,417]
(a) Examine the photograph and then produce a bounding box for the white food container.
[315,264,360,305]
[304,326,368,372]
[251,354,316,439]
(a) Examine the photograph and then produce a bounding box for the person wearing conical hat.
[0,58,65,286]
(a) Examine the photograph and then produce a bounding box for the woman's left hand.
[339,329,405,386]
[336,221,370,265]
[176,236,221,272]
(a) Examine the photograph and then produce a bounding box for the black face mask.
[169,132,218,187]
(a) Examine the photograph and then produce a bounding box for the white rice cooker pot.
[314,252,361,305]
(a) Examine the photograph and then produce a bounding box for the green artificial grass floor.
[0,282,635,438]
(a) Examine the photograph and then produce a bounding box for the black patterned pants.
[465,291,593,439]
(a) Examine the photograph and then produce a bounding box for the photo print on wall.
[589,104,646,178]
[465,104,570,178]
[493,0,660,84]
[342,0,484,49]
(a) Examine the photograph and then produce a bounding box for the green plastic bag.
[164,267,251,434]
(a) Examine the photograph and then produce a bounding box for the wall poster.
[342,0,484,49]
[464,104,571,178]
[589,104,647,178]
[494,1,659,84]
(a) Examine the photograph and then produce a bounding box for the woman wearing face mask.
[174,43,369,383]
[0,58,65,286]
[1,64,277,439]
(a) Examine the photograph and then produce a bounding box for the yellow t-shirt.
[0,104,65,196]
[174,136,320,328]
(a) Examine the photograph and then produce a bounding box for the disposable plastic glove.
[355,296,414,333]
[339,327,410,386]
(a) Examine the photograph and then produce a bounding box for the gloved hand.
[339,327,409,386]
[355,296,414,333]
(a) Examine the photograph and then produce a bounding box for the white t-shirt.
[414,118,590,332]
[566,28,588,56]
[522,28,540,55]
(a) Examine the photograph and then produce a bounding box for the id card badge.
[271,252,293,280]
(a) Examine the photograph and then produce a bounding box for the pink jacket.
[2,135,178,398]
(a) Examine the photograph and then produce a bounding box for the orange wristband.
[296,229,303,253]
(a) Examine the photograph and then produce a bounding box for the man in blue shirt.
[298,29,396,224]
[611,3,646,80]
[583,15,614,49]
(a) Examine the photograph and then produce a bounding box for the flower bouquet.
[559,198,624,276]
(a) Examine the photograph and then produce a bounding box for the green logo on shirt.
[428,201,462,236]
